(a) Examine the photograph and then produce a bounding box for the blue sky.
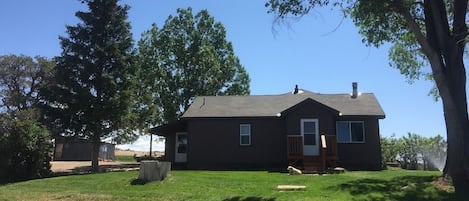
[2,1,464,151]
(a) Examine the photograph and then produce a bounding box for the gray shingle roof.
[182,90,385,118]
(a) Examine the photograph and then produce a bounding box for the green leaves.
[136,8,250,124]
[41,0,137,143]
[0,111,52,183]
[265,0,456,99]
[0,55,55,113]
[381,133,447,171]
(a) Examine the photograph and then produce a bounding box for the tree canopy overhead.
[40,0,137,172]
[266,0,469,194]
[137,7,250,125]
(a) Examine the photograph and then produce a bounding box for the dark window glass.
[337,122,350,142]
[304,134,316,145]
[351,122,364,142]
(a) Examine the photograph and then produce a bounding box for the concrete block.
[138,161,171,182]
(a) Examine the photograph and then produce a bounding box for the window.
[240,124,251,146]
[336,121,365,143]
[302,120,317,146]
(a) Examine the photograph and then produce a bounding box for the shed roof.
[182,90,385,118]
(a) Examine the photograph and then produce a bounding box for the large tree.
[0,55,55,114]
[40,0,136,172]
[0,54,54,182]
[136,7,250,127]
[266,0,469,194]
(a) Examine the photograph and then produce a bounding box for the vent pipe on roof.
[293,84,299,94]
[351,82,358,99]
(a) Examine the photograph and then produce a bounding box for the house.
[53,137,116,161]
[152,83,385,171]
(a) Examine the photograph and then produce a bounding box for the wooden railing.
[287,134,338,171]
[287,135,303,159]
[323,135,338,161]
[321,135,339,168]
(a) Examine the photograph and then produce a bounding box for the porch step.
[303,157,325,172]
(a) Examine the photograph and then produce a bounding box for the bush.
[0,116,52,183]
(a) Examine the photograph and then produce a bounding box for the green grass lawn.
[115,155,136,162]
[0,169,456,201]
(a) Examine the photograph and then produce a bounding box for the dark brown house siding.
[283,99,338,136]
[336,116,382,170]
[162,136,175,162]
[186,117,286,170]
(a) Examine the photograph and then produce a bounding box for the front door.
[301,119,319,156]
[175,132,187,162]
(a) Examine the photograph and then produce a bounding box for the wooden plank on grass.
[277,185,306,191]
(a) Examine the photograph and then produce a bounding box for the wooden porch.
[287,135,338,173]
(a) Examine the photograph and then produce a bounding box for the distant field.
[114,149,163,162]
[0,169,457,201]
[115,149,163,157]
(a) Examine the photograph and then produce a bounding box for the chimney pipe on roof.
[351,82,358,99]
[293,84,299,94]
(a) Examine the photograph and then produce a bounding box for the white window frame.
[336,121,365,143]
[239,124,251,146]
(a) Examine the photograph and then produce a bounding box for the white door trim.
[175,132,188,163]
[301,119,319,156]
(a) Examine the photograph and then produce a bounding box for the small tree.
[380,134,400,169]
[0,110,52,183]
[381,133,447,171]
[40,0,137,172]
[398,133,422,170]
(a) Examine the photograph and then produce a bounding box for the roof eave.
[339,114,386,119]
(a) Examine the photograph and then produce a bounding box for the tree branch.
[394,0,437,61]
[395,0,454,106]
[428,0,451,52]
[452,0,468,48]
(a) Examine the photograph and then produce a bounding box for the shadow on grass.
[223,196,275,201]
[68,163,139,173]
[329,175,462,201]
[130,178,147,185]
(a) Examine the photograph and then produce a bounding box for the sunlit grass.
[0,169,455,201]
[114,155,136,162]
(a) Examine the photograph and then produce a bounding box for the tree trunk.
[443,101,469,195]
[91,135,100,173]
[442,94,469,195]
[438,56,469,195]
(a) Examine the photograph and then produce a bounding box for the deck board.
[277,185,306,191]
